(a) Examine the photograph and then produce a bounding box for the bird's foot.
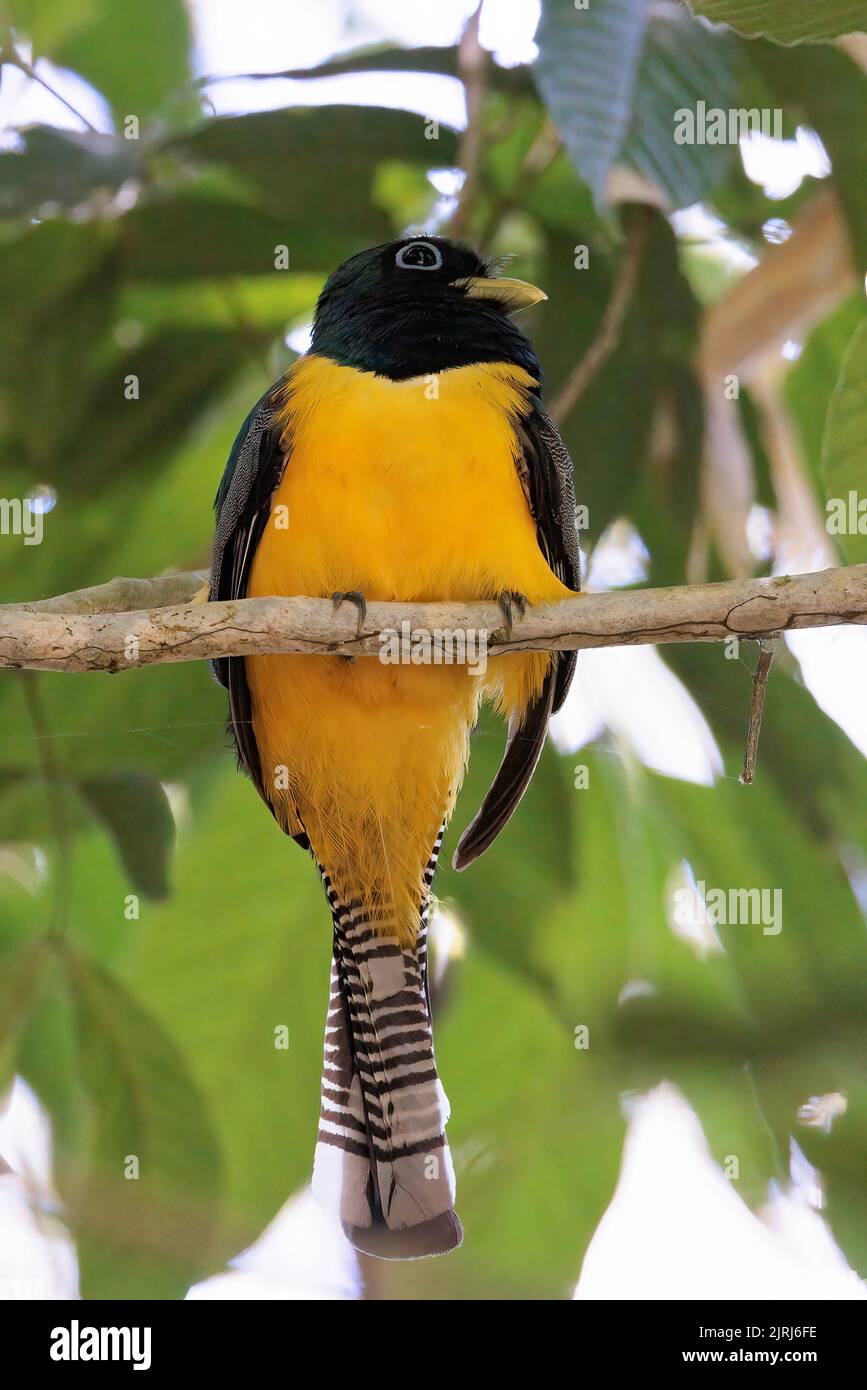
[497,590,528,637]
[190,582,210,606]
[331,590,368,638]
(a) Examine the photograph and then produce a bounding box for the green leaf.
[0,929,221,1297]
[10,0,193,120]
[532,215,703,582]
[821,316,867,564]
[119,198,322,280]
[532,230,652,551]
[0,224,119,475]
[534,0,737,209]
[4,0,93,54]
[164,105,458,237]
[649,766,867,1046]
[117,767,331,1273]
[625,749,867,1251]
[686,1,867,46]
[482,96,599,239]
[118,274,322,334]
[0,384,272,832]
[77,771,175,900]
[621,211,704,579]
[59,950,221,1299]
[794,1074,867,1273]
[378,945,625,1300]
[579,758,781,1206]
[752,40,867,271]
[118,103,460,282]
[0,219,112,327]
[0,937,47,1089]
[667,641,867,869]
[262,41,530,97]
[535,0,648,205]
[784,295,866,506]
[0,669,226,839]
[0,127,140,220]
[738,388,775,508]
[439,713,577,987]
[54,327,259,496]
[624,8,737,208]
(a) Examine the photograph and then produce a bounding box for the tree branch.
[0,566,865,675]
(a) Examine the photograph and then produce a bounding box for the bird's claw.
[331,590,368,637]
[497,590,528,636]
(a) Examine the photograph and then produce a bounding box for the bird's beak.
[454,275,548,314]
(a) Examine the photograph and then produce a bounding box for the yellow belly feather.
[245,354,573,940]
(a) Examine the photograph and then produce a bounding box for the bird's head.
[309,235,546,382]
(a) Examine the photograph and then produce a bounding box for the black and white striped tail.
[311,836,462,1260]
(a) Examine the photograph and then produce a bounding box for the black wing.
[453,402,581,871]
[210,384,308,842]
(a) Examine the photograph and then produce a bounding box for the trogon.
[210,236,581,1259]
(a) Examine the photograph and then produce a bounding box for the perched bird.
[210,235,581,1260]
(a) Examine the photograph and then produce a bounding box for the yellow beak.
[454,275,548,314]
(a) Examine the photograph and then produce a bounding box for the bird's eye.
[395,241,443,271]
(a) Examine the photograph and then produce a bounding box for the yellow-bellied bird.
[210,236,581,1259]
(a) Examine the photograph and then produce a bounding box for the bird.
[209,235,581,1260]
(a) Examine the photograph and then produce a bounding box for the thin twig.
[740,638,779,785]
[7,53,98,132]
[0,566,865,674]
[446,4,488,240]
[549,206,652,425]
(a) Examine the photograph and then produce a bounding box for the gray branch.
[0,565,865,674]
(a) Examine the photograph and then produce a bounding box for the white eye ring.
[395,241,443,271]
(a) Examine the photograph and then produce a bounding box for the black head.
[309,235,545,383]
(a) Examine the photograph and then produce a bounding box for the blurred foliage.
[822,318,867,564]
[535,0,738,209]
[686,0,867,46]
[0,0,866,1301]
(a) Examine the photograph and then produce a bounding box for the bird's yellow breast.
[244,353,572,938]
[251,353,566,606]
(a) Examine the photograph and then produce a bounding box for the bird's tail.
[311,838,462,1260]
